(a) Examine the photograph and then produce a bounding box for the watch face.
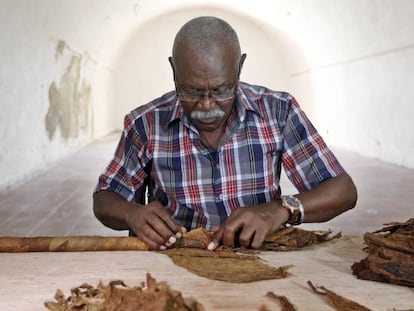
[285,196,300,208]
[281,195,303,226]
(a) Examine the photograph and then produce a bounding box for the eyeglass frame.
[175,82,238,102]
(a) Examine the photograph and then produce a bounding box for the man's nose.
[196,93,215,110]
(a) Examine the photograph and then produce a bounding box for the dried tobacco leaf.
[163,248,290,283]
[263,227,341,251]
[308,281,372,311]
[175,227,341,251]
[257,305,271,311]
[175,228,215,249]
[265,291,297,311]
[160,227,339,283]
[352,218,414,287]
[44,273,204,311]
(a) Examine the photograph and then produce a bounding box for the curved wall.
[109,7,311,130]
[0,0,413,190]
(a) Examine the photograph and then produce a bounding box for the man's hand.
[207,201,289,250]
[124,201,184,250]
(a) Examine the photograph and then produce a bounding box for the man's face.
[171,44,240,133]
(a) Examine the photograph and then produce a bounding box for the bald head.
[172,16,242,61]
[170,16,245,86]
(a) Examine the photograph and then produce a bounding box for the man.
[93,16,357,251]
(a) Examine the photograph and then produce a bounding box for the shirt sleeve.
[281,95,345,192]
[94,113,150,201]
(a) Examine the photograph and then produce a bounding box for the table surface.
[0,236,413,311]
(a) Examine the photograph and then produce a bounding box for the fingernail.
[207,241,217,251]
[168,236,176,244]
[160,245,166,250]
[175,232,182,239]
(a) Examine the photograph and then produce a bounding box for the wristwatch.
[280,195,304,226]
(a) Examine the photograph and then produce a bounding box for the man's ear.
[238,53,247,79]
[168,56,176,82]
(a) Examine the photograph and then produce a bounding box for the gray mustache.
[191,108,225,120]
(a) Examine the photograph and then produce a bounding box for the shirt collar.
[235,83,264,122]
[169,99,183,125]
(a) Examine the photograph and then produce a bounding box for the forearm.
[295,172,357,223]
[93,190,136,231]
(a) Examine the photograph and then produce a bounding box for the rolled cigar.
[0,228,211,253]
[0,236,149,252]
[0,227,340,252]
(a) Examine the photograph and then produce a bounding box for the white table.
[0,236,413,310]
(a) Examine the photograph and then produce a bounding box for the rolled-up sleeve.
[94,113,150,201]
[281,96,345,192]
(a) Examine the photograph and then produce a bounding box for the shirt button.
[217,194,223,200]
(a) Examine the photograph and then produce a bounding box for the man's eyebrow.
[180,82,233,90]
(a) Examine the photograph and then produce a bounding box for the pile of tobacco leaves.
[352,218,414,287]
[44,273,204,311]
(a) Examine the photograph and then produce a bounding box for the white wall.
[0,0,413,190]
[112,7,300,126]
[0,0,138,189]
[283,1,414,168]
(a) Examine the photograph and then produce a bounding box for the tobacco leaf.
[373,218,414,235]
[44,273,205,311]
[308,281,372,311]
[175,229,215,249]
[262,227,341,251]
[364,232,414,254]
[352,218,414,287]
[161,227,339,283]
[175,227,341,251]
[265,291,297,311]
[163,248,290,283]
[352,246,414,287]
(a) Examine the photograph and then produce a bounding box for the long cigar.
[0,227,340,253]
[0,236,149,252]
[0,228,211,253]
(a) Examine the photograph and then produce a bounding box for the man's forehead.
[175,38,229,56]
[173,52,236,83]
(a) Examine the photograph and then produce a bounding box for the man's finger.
[238,226,256,248]
[175,226,187,239]
[153,207,179,233]
[207,240,219,251]
[145,212,177,245]
[136,224,166,250]
[207,228,223,251]
[222,221,245,247]
[164,235,177,247]
[250,227,267,249]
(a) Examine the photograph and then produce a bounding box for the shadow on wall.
[99,6,314,134]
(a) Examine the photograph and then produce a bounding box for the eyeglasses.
[176,84,237,102]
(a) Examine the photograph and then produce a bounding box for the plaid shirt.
[96,82,344,230]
